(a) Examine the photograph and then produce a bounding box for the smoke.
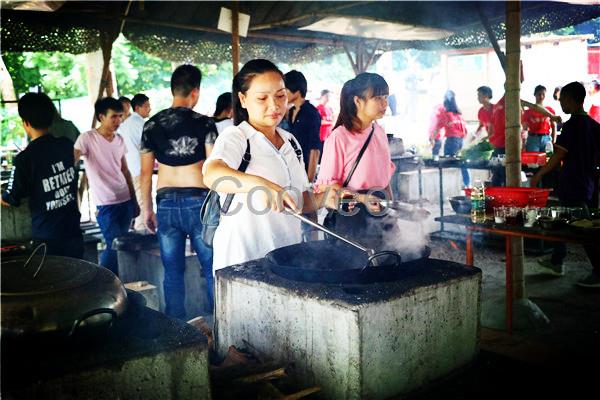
[374,216,429,259]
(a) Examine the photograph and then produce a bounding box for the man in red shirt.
[522,85,556,152]
[489,91,560,186]
[588,80,600,124]
[316,89,334,143]
[475,86,494,140]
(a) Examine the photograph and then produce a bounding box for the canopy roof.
[2,1,599,63]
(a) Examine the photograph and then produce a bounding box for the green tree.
[112,35,173,96]
[2,51,87,99]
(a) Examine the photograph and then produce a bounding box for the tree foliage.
[3,52,87,99]
[112,35,173,96]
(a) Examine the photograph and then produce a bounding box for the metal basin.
[1,255,128,339]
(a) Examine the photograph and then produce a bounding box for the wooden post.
[478,7,506,72]
[505,0,525,301]
[344,44,360,75]
[231,1,240,76]
[344,40,381,76]
[91,31,118,128]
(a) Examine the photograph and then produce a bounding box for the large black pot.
[264,240,431,284]
[1,254,128,339]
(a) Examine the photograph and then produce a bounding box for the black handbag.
[323,124,376,229]
[200,140,251,247]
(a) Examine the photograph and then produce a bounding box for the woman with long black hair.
[316,72,396,242]
[429,90,469,186]
[202,59,337,271]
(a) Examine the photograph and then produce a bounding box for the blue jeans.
[156,188,214,319]
[432,140,442,156]
[444,137,470,187]
[96,199,134,276]
[491,148,506,187]
[525,134,551,152]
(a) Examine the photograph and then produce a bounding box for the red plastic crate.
[521,152,547,166]
[464,187,552,208]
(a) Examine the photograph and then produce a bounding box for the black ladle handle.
[69,308,117,337]
[285,207,375,255]
[361,251,402,272]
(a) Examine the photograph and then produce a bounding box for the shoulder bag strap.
[342,124,375,188]
[288,137,303,162]
[220,140,251,213]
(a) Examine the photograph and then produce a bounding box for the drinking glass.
[494,207,506,224]
[550,206,564,219]
[524,207,538,227]
[537,207,552,219]
[506,207,524,226]
[569,207,584,220]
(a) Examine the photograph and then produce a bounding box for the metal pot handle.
[23,243,47,279]
[68,308,117,337]
[362,251,402,272]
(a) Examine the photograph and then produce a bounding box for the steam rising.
[368,216,429,259]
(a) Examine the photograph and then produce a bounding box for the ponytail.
[334,72,389,132]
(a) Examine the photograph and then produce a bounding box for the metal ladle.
[285,208,402,269]
[287,209,375,256]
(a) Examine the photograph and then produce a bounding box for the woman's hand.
[529,173,541,188]
[339,189,360,212]
[322,186,339,210]
[145,209,158,234]
[257,180,301,213]
[361,193,382,213]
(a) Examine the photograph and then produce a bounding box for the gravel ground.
[408,236,600,398]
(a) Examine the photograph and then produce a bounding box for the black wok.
[265,240,431,284]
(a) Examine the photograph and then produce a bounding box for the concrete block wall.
[118,248,210,317]
[392,168,490,234]
[392,167,490,204]
[216,262,481,399]
[1,202,32,241]
[359,281,481,399]
[14,343,211,399]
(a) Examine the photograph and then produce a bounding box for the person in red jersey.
[522,85,556,151]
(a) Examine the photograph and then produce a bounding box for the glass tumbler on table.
[524,207,538,227]
[506,207,524,226]
[494,207,506,224]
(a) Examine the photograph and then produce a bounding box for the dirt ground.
[405,236,600,398]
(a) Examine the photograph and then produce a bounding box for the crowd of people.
[427,79,600,186]
[2,60,599,320]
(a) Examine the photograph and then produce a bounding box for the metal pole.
[439,164,444,232]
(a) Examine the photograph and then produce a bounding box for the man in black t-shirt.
[284,70,321,182]
[140,65,217,319]
[1,93,83,258]
[284,70,322,240]
[531,82,600,288]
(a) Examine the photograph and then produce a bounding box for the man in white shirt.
[118,93,151,231]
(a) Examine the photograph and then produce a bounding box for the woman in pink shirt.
[317,73,395,241]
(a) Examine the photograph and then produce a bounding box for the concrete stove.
[2,302,211,399]
[216,258,481,399]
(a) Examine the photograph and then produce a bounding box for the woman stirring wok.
[316,73,396,242]
[203,59,337,271]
